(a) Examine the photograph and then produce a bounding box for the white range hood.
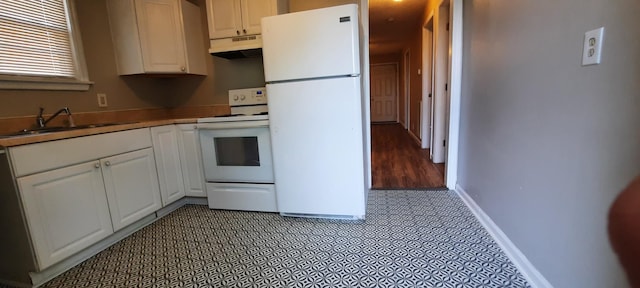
[209,35,263,59]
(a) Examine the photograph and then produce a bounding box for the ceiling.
[369,0,427,56]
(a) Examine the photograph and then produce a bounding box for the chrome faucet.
[36,107,75,128]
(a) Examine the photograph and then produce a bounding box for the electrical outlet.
[97,93,108,107]
[582,27,604,66]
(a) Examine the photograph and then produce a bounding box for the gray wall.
[458,0,640,287]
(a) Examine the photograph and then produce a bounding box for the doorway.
[369,46,445,189]
[368,0,463,189]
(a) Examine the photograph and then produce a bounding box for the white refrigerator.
[262,4,366,219]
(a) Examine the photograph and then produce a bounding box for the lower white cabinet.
[177,124,206,197]
[17,162,114,270]
[102,148,162,231]
[4,125,207,280]
[151,125,186,205]
[16,147,162,269]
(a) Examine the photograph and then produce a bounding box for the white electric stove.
[196,87,277,212]
[198,87,269,123]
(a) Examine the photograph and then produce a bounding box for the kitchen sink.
[0,122,135,138]
[2,127,70,137]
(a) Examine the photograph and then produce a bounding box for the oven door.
[198,121,273,183]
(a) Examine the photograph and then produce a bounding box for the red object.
[609,175,640,287]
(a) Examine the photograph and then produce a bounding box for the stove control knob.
[233,95,239,101]
[240,95,246,100]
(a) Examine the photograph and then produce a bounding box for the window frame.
[0,0,92,91]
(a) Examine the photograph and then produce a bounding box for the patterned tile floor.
[25,190,529,287]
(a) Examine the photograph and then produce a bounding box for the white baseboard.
[408,130,422,146]
[455,184,553,288]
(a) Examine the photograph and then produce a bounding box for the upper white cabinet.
[206,0,288,55]
[151,125,187,204]
[207,0,243,39]
[107,0,206,75]
[208,0,283,38]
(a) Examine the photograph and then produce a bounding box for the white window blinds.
[0,0,76,78]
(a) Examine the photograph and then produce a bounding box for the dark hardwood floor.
[371,123,445,189]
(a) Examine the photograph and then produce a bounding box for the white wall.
[458,0,640,287]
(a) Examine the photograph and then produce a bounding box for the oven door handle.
[196,120,269,130]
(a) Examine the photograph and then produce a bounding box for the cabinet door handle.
[104,161,111,167]
[236,30,240,35]
[181,66,186,72]
[243,29,246,34]
[94,163,100,169]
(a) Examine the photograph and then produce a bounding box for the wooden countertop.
[0,118,198,148]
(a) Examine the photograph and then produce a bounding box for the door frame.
[402,49,411,129]
[445,0,463,188]
[362,0,462,190]
[430,0,449,165]
[421,18,434,149]
[370,62,400,123]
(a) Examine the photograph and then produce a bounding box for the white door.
[241,0,274,35]
[207,0,243,38]
[370,64,397,122]
[177,124,206,197]
[262,4,360,82]
[151,125,186,206]
[421,22,434,149]
[102,148,162,231]
[17,162,113,270]
[136,0,186,72]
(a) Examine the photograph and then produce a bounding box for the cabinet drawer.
[10,128,152,177]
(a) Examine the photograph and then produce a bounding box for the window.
[0,0,91,90]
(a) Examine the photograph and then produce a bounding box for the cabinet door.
[102,148,162,231]
[17,162,113,270]
[151,125,186,205]
[135,0,187,72]
[207,0,243,39]
[240,0,276,35]
[177,124,206,197]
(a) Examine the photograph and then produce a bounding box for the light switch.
[582,27,604,66]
